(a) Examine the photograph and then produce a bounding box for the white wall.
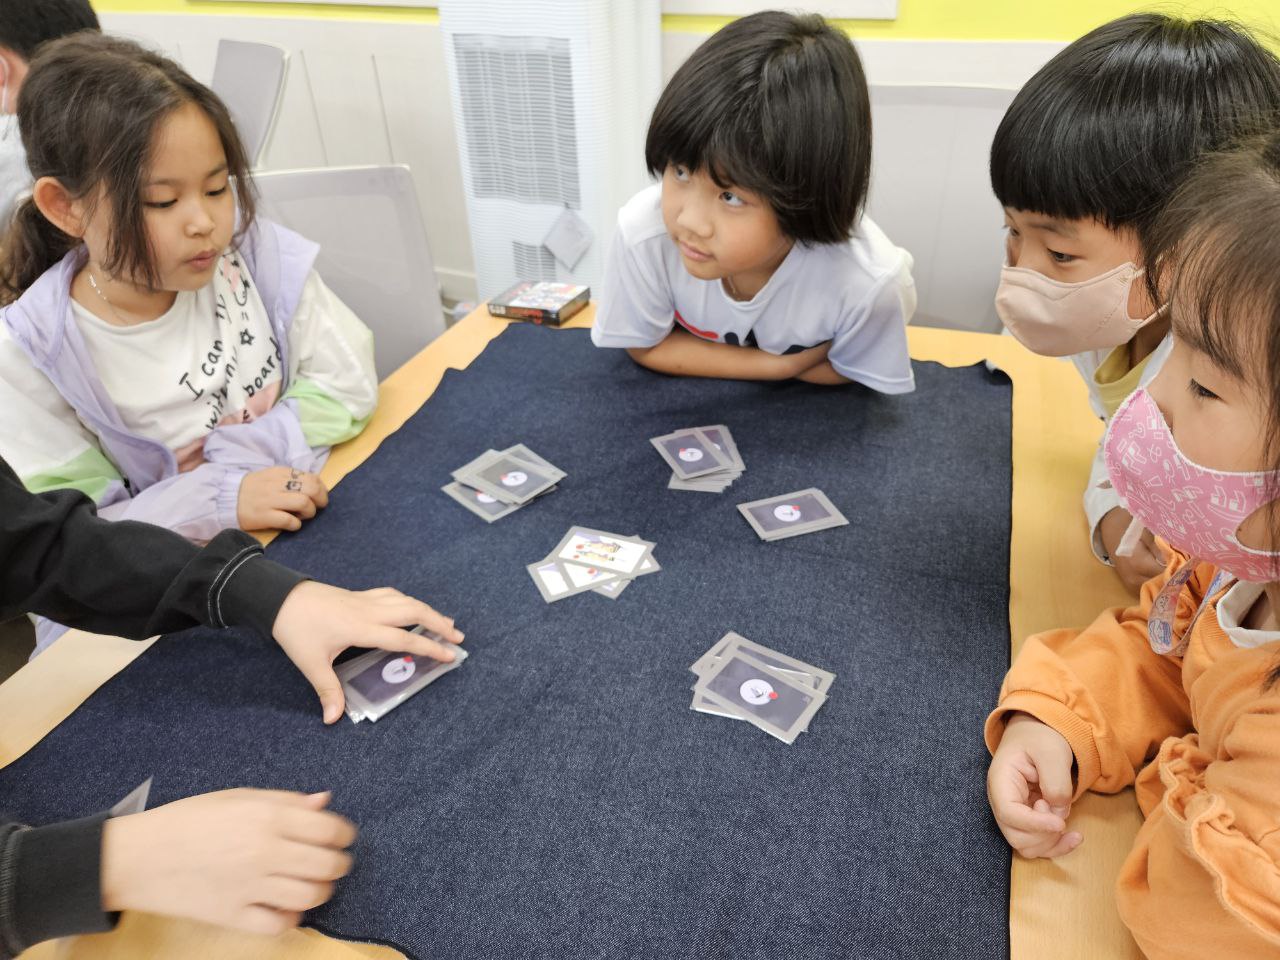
[101,12,1065,309]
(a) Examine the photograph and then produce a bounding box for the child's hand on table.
[101,788,355,935]
[987,712,1082,859]
[1099,506,1167,591]
[272,582,465,724]
[237,467,329,532]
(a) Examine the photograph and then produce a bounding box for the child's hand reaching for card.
[272,583,465,723]
[987,713,1082,859]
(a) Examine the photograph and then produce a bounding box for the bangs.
[1149,146,1280,388]
[990,14,1280,232]
[648,105,773,199]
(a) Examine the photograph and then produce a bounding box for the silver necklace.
[86,269,131,325]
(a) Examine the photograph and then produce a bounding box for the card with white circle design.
[650,429,733,479]
[466,453,558,504]
[736,488,848,541]
[692,650,826,744]
[337,628,469,723]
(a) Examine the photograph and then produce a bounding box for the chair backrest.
[866,84,1018,334]
[253,165,448,380]
[211,38,290,168]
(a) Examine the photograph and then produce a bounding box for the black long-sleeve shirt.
[0,455,305,956]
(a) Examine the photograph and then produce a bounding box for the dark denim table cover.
[0,325,1013,959]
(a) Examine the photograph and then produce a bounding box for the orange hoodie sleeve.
[1116,654,1280,959]
[984,548,1206,798]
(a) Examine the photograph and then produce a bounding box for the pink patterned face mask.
[1104,387,1280,584]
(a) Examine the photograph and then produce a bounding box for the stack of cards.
[527,526,661,603]
[689,632,834,744]
[442,444,565,522]
[337,627,469,723]
[737,488,849,541]
[650,424,745,493]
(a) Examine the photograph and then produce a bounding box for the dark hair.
[0,33,255,303]
[1142,133,1280,685]
[991,14,1280,248]
[644,10,871,246]
[0,0,98,61]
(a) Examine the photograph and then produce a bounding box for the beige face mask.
[994,260,1162,357]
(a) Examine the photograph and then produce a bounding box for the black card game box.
[487,281,590,326]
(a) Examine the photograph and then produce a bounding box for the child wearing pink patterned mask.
[989,13,1280,592]
[985,133,1280,960]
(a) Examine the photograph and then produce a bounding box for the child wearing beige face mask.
[989,13,1280,592]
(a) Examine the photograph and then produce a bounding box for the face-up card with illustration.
[442,481,522,522]
[592,578,631,600]
[694,650,826,744]
[528,560,571,603]
[469,454,558,504]
[527,557,621,603]
[650,429,732,479]
[554,528,653,576]
[737,488,849,541]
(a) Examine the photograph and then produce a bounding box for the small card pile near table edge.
[443,444,565,522]
[527,527,661,603]
[689,632,834,744]
[650,424,745,493]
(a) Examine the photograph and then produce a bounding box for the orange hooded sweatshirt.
[985,548,1280,959]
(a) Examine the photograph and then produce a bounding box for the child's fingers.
[990,772,1066,834]
[995,800,1066,836]
[266,510,303,531]
[300,474,329,508]
[1041,830,1084,858]
[275,841,353,883]
[370,595,464,645]
[279,809,358,851]
[234,905,301,937]
[1029,750,1074,812]
[278,493,318,519]
[364,624,458,663]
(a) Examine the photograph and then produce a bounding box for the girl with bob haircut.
[592,11,917,392]
[0,35,380,653]
[986,132,1280,959]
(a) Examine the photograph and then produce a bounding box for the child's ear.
[31,177,88,239]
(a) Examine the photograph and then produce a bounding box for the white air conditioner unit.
[439,0,662,301]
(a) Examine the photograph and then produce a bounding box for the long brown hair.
[0,33,256,303]
[1144,131,1280,684]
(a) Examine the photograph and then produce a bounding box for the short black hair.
[0,0,99,61]
[991,13,1280,244]
[645,10,871,246]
